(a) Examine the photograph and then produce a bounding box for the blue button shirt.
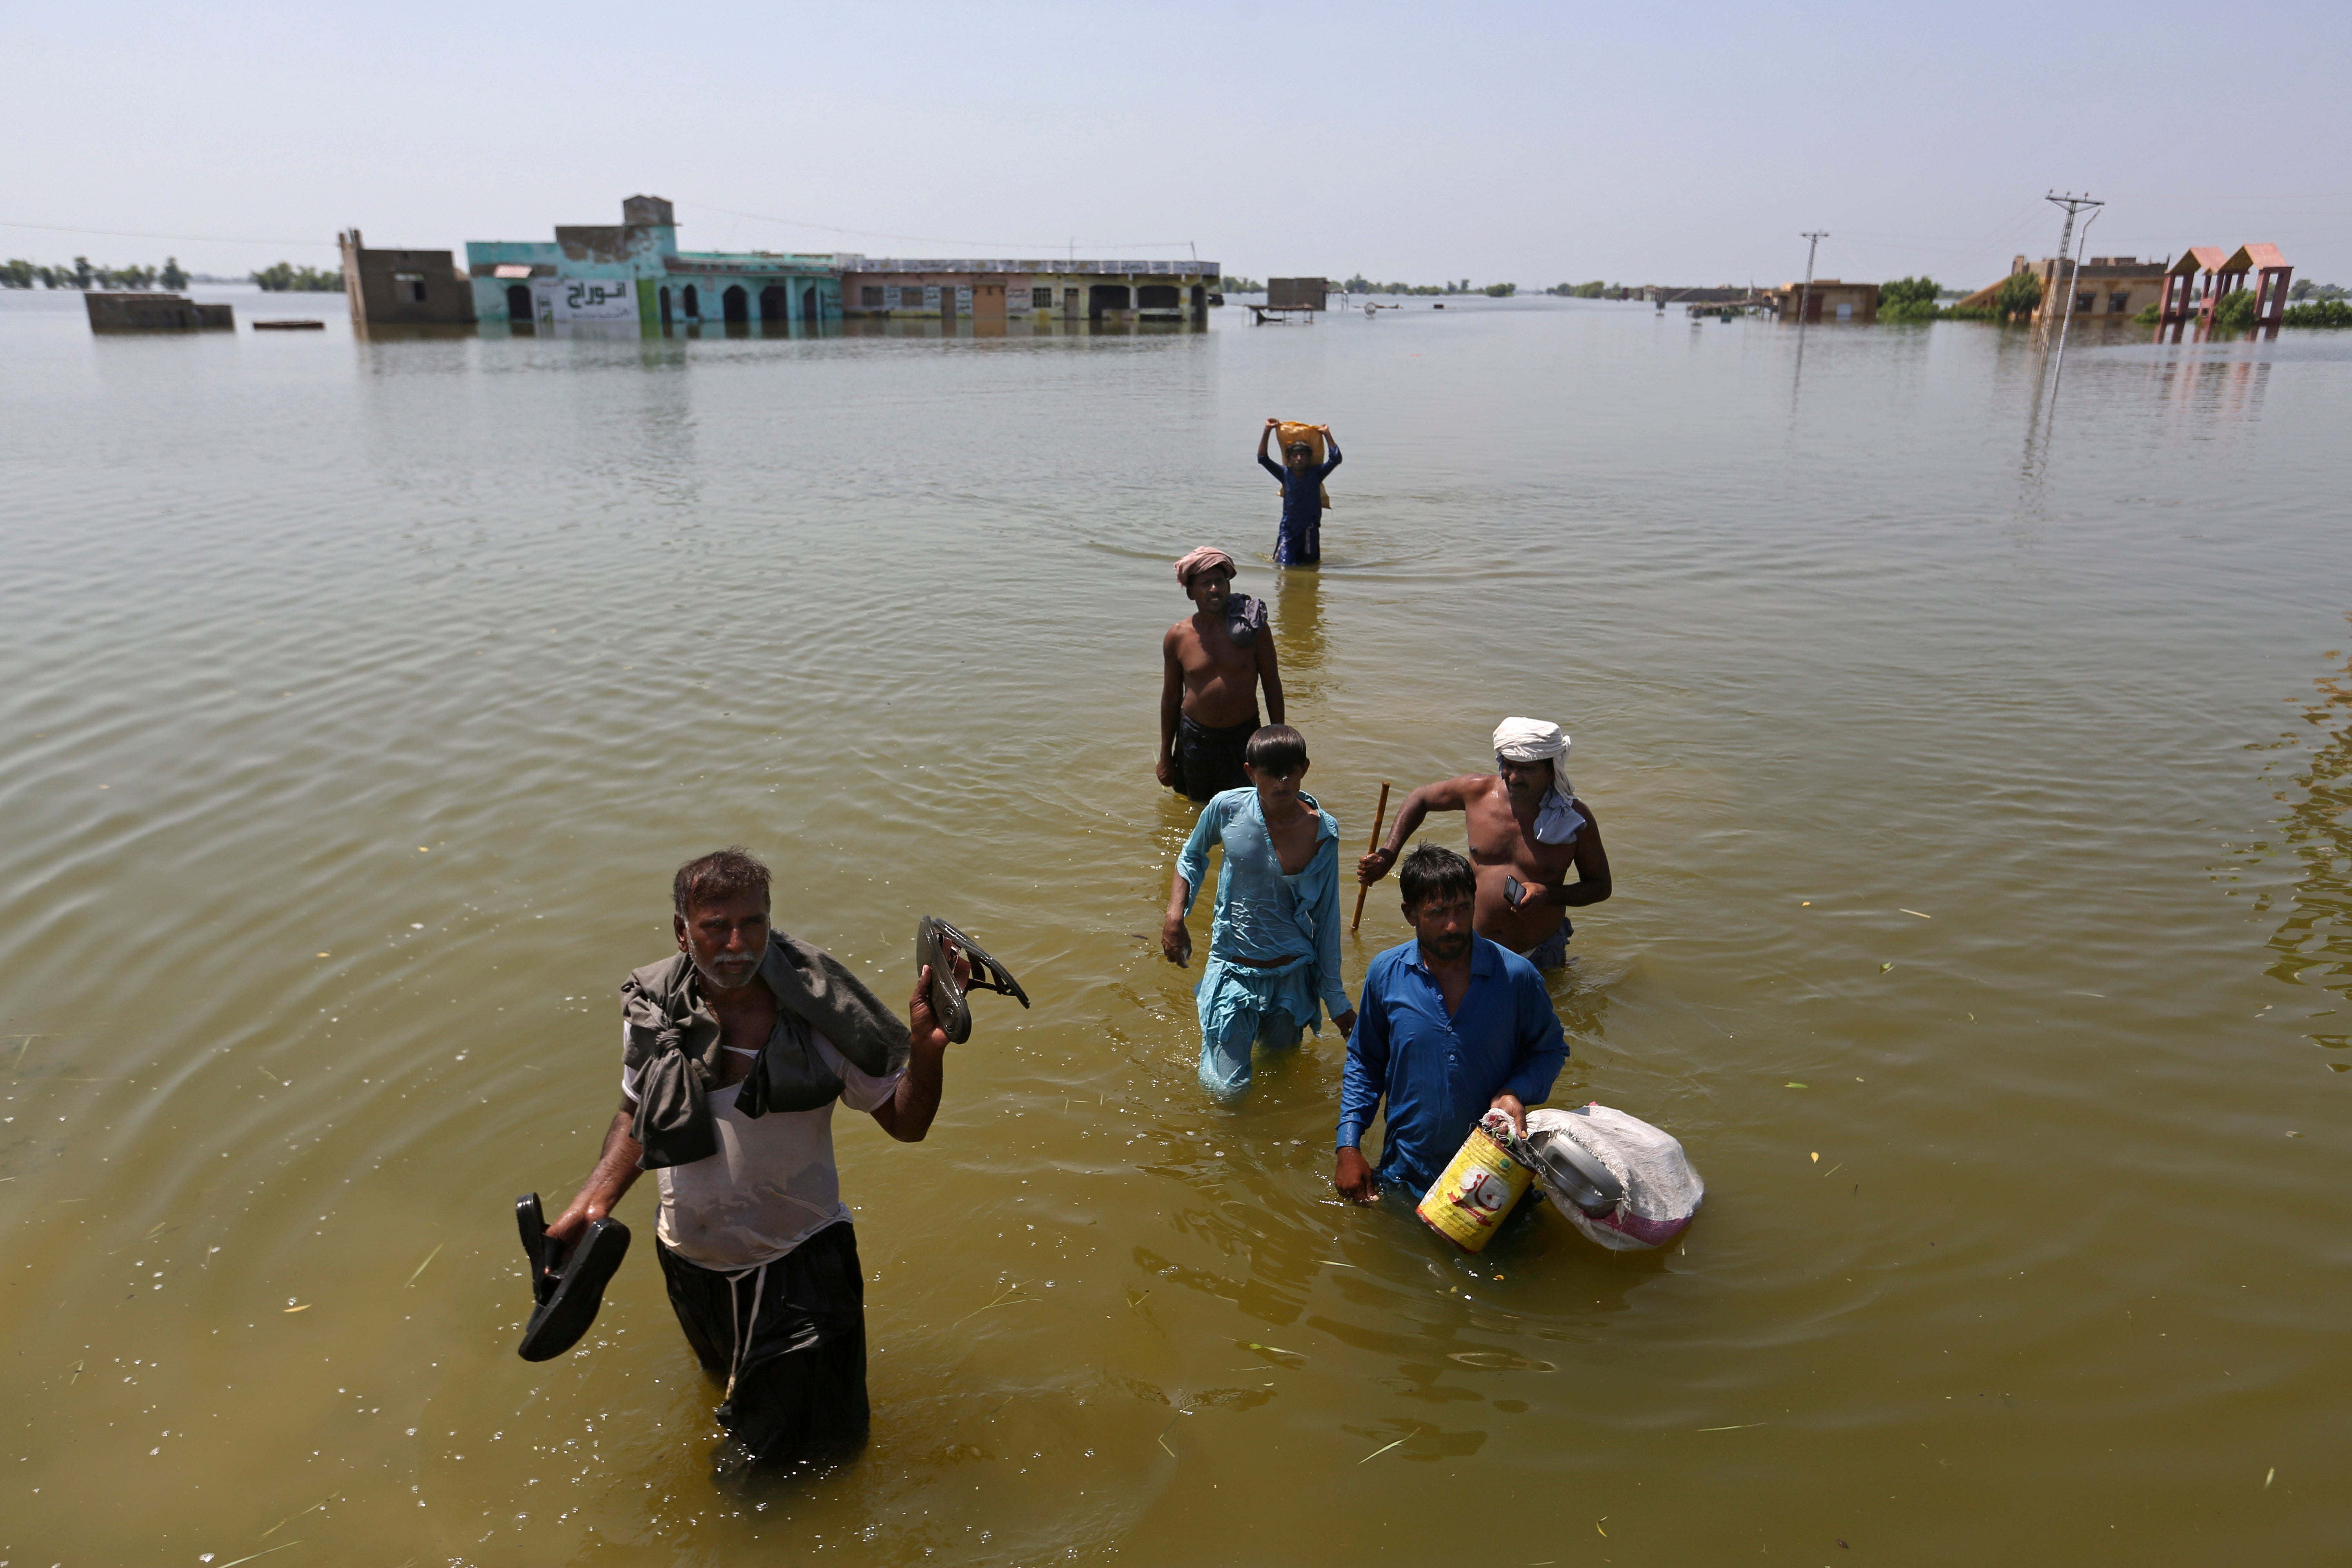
[1337,936,1568,1192]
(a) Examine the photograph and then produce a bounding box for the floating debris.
[404,1242,444,1288]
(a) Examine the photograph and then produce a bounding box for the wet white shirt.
[621,1025,902,1272]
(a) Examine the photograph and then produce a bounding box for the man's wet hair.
[673,846,771,917]
[1399,844,1476,911]
[1245,724,1309,777]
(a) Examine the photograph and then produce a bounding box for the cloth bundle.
[621,933,907,1169]
[1524,1103,1704,1251]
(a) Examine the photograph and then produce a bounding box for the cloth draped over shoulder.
[621,932,907,1169]
[1492,716,1581,846]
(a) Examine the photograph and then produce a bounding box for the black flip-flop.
[513,1191,630,1363]
[916,916,1031,1045]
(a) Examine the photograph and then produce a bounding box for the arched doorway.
[682,284,700,318]
[760,284,787,328]
[1088,283,1130,319]
[505,283,531,323]
[723,285,749,325]
[1137,283,1179,311]
[659,287,673,329]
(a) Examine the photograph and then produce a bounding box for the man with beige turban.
[1355,718,1611,969]
[1158,546,1285,802]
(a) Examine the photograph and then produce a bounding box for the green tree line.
[1340,275,1509,296]
[251,262,345,292]
[2,256,190,290]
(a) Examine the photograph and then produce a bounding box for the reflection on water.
[2254,624,2352,1065]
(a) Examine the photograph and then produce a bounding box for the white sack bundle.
[1525,1103,1704,1252]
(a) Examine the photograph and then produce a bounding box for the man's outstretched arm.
[546,1098,645,1259]
[1357,774,1482,884]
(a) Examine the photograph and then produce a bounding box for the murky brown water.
[4,288,2350,1565]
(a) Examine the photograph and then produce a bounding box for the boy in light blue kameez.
[1161,725,1357,1095]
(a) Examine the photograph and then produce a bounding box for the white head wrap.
[1492,717,1580,845]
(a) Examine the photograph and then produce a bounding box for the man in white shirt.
[544,846,965,1472]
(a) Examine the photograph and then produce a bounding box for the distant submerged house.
[338,231,476,327]
[466,195,839,332]
[1767,278,1879,323]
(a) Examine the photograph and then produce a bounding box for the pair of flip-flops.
[918,916,1030,1044]
[514,1193,630,1362]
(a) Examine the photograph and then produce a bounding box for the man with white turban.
[1355,717,1612,969]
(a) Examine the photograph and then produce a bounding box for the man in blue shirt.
[1163,724,1356,1095]
[1256,418,1342,566]
[1336,845,1568,1201]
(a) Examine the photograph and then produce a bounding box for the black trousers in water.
[657,1222,869,1468]
[1175,710,1260,802]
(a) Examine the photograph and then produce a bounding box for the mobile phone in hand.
[1504,875,1527,909]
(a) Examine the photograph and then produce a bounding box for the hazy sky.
[5,0,2348,287]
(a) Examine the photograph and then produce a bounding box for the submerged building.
[466,195,840,331]
[338,231,475,327]
[839,259,1219,324]
[462,196,1216,332]
[83,292,233,331]
[1766,278,1879,323]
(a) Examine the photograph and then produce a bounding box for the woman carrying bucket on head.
[1333,844,1568,1221]
[1256,417,1342,566]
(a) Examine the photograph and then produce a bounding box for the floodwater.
[4,285,2350,1566]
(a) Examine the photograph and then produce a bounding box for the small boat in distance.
[254,320,325,331]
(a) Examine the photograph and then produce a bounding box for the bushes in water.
[1991,271,2042,321]
[2210,289,2258,331]
[252,262,345,293]
[1880,275,1942,322]
[2284,299,2352,328]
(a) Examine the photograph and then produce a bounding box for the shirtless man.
[1356,717,1610,970]
[1158,546,1284,803]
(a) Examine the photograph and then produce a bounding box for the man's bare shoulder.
[1439,772,1506,808]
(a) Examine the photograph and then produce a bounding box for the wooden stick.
[1351,781,1392,933]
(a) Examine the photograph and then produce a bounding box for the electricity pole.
[2038,192,2103,344]
[1795,231,1828,327]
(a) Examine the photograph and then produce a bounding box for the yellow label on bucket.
[1417,1125,1534,1252]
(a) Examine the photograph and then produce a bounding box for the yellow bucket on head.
[1417,1124,1534,1252]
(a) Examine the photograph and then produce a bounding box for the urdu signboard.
[529,278,640,325]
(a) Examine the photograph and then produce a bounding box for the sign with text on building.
[530,278,639,324]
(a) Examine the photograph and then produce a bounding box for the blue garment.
[1194,955,1309,1096]
[1259,437,1341,566]
[1175,788,1350,1092]
[1337,936,1568,1192]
